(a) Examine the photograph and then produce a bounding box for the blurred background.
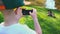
[0,0,60,34]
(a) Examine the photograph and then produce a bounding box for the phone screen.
[22,9,33,15]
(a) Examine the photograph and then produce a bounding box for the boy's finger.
[19,7,22,10]
[17,7,22,12]
[17,7,22,10]
[29,11,32,14]
[32,8,36,12]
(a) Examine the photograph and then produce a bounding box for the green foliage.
[0,5,60,34]
[19,6,60,34]
[55,0,60,10]
[25,0,45,6]
[0,12,4,23]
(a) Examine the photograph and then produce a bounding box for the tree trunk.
[55,0,60,10]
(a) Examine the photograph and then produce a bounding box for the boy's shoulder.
[6,23,36,34]
[0,23,36,34]
[0,22,4,31]
[13,23,36,34]
[0,22,4,26]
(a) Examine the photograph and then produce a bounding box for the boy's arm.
[29,8,42,34]
[33,16,42,34]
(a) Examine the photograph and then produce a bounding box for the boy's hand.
[29,8,42,34]
[29,8,37,19]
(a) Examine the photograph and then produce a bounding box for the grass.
[0,5,60,34]
[19,6,60,34]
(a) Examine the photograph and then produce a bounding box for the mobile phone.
[22,9,33,15]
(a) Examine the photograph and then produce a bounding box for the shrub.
[0,12,4,23]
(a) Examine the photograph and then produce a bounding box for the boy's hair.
[2,9,14,15]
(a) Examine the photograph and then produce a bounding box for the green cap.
[2,0,24,9]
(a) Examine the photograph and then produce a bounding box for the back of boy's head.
[0,0,24,15]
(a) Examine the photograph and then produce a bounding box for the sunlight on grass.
[19,17,26,24]
[0,12,2,14]
[21,6,33,10]
[18,6,60,34]
[55,14,60,19]
[0,5,60,34]
[37,12,47,19]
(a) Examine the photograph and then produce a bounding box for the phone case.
[22,9,33,15]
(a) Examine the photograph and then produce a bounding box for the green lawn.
[0,6,60,34]
[19,6,60,34]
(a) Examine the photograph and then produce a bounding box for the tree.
[25,0,46,6]
[0,12,4,23]
[55,0,60,10]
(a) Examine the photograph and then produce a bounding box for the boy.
[0,0,42,34]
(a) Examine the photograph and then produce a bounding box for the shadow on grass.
[37,13,60,34]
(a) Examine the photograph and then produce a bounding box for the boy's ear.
[14,8,18,15]
[14,7,22,15]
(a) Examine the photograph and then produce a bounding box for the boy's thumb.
[29,12,32,14]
